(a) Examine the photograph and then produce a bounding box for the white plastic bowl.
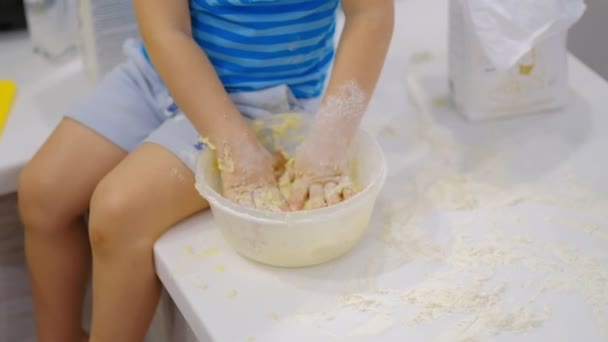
[195,115,387,267]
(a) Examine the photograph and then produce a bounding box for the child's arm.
[287,0,394,210]
[133,0,287,210]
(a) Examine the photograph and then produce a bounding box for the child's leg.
[86,142,207,342]
[18,118,126,342]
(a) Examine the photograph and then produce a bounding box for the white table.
[154,1,608,341]
[2,0,607,341]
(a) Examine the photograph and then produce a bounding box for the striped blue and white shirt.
[146,0,340,99]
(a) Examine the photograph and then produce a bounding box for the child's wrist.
[207,115,254,151]
[306,123,356,154]
[215,128,270,171]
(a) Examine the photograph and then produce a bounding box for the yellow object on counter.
[0,80,17,138]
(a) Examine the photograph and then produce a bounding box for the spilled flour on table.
[284,183,606,340]
[190,274,208,290]
[277,76,608,340]
[169,245,223,278]
[352,314,395,336]
[435,305,551,341]
[200,247,220,258]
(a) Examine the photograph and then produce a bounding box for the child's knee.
[88,180,154,255]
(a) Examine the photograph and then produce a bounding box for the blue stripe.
[291,85,324,98]
[141,45,150,60]
[191,0,334,15]
[222,72,325,88]
[228,77,327,98]
[195,35,332,60]
[190,3,338,25]
[192,17,334,45]
[217,0,319,6]
[203,42,331,68]
[214,49,334,80]
[219,57,332,85]
[227,84,323,98]
[229,86,323,98]
[217,0,308,5]
[193,29,330,54]
[191,9,334,35]
[230,80,322,91]
[191,6,336,30]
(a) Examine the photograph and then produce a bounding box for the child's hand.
[219,141,288,212]
[280,139,356,211]
[278,82,367,211]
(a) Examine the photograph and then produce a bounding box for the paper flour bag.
[448,0,586,121]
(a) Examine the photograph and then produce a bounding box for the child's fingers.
[272,150,289,169]
[324,181,341,206]
[339,176,356,200]
[278,200,290,212]
[223,188,237,203]
[236,192,255,208]
[278,168,294,200]
[308,183,326,209]
[273,188,290,212]
[252,189,268,210]
[289,178,309,211]
[272,150,289,179]
[253,187,288,212]
[342,186,355,200]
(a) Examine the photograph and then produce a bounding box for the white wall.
[568,0,608,80]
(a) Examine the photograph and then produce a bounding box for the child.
[17,0,393,340]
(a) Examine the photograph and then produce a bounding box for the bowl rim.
[194,129,388,225]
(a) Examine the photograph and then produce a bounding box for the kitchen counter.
[2,0,607,341]
[154,1,608,341]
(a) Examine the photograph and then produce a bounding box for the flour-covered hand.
[219,138,288,212]
[280,137,356,211]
